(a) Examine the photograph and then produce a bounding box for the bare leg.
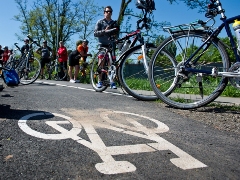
[68,66,73,80]
[74,65,79,81]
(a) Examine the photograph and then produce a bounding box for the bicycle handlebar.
[105,28,118,34]
[27,34,41,47]
[14,43,21,51]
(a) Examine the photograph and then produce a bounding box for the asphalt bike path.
[36,79,240,105]
[0,80,239,179]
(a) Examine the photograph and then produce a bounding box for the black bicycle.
[5,35,41,85]
[149,0,240,109]
[44,58,67,81]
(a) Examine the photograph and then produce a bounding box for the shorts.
[40,57,50,68]
[68,52,80,66]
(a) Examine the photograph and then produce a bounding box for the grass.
[125,77,240,98]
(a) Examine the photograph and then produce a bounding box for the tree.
[115,0,208,42]
[167,0,208,12]
[14,0,209,55]
[14,0,102,57]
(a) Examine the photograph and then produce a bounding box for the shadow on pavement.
[0,104,54,121]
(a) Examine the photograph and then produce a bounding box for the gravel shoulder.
[161,102,240,134]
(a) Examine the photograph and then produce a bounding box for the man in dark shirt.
[36,40,52,79]
[94,6,119,89]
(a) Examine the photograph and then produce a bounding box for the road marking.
[18,109,207,174]
[39,81,132,97]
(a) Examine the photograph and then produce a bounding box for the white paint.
[18,112,82,140]
[18,110,207,174]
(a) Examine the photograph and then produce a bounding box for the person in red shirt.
[1,46,10,65]
[57,41,68,80]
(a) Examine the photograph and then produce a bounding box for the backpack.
[2,69,20,86]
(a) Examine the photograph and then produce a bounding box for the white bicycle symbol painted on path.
[18,109,207,174]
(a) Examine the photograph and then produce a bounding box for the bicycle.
[44,58,67,81]
[91,9,157,101]
[5,35,41,85]
[148,0,240,109]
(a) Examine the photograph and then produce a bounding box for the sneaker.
[75,80,80,83]
[69,79,75,83]
[110,82,117,89]
[97,82,103,88]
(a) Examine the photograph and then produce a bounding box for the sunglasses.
[105,11,112,13]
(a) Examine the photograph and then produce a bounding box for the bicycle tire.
[18,57,41,85]
[90,48,109,92]
[118,44,158,101]
[149,31,230,109]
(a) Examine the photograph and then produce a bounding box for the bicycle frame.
[170,6,240,77]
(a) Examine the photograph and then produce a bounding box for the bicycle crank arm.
[217,72,240,78]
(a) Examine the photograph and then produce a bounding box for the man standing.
[57,41,68,80]
[94,5,119,89]
[36,40,52,79]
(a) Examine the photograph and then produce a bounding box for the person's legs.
[62,61,68,81]
[40,58,45,79]
[68,54,75,82]
[74,65,79,82]
[73,56,80,82]
[97,51,107,88]
[68,66,74,80]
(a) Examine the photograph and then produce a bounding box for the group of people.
[38,5,118,88]
[0,38,91,83]
[1,5,118,88]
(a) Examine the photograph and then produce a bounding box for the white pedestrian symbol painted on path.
[18,109,207,174]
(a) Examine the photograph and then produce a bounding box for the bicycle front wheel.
[90,48,109,92]
[19,57,41,85]
[149,31,230,109]
[118,44,158,101]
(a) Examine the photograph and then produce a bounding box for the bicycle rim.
[118,44,158,101]
[90,48,108,92]
[149,31,229,109]
[19,58,41,85]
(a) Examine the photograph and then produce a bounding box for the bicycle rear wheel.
[118,44,158,101]
[149,31,230,109]
[90,48,109,92]
[18,57,41,85]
